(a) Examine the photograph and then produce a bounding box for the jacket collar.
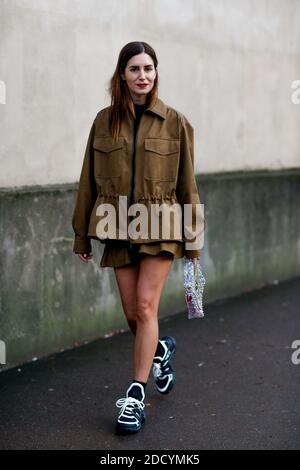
[146,96,167,120]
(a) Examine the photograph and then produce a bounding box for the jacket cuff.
[73,236,92,254]
[184,249,202,259]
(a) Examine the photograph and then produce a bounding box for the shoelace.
[152,359,171,379]
[152,362,162,379]
[116,396,145,416]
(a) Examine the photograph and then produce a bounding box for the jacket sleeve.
[176,115,205,258]
[72,119,97,254]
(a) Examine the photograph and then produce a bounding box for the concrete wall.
[0,0,299,188]
[1,169,300,371]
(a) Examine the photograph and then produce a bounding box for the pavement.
[0,276,300,450]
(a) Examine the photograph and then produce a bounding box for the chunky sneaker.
[152,336,176,394]
[115,383,146,434]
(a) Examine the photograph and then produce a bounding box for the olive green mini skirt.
[100,240,185,268]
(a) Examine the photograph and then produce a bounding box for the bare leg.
[114,263,139,335]
[134,253,173,382]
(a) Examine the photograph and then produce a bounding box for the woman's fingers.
[78,253,93,263]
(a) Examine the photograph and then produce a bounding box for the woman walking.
[72,41,203,435]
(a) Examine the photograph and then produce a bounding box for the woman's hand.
[78,253,93,263]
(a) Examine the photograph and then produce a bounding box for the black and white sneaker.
[115,383,146,434]
[152,336,176,394]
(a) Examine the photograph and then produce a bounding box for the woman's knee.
[136,297,157,323]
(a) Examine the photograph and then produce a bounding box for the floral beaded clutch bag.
[183,257,206,319]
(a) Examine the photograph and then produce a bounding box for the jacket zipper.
[130,124,136,208]
[130,114,144,208]
[129,115,143,247]
[129,123,136,248]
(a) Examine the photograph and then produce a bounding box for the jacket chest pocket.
[144,138,180,182]
[93,136,124,178]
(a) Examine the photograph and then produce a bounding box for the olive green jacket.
[72,97,204,258]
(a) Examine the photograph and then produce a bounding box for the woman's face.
[121,53,156,104]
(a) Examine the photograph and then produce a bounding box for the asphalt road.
[0,276,300,450]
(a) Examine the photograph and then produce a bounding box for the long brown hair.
[108,41,159,142]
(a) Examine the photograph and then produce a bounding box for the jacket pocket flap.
[145,138,180,155]
[93,136,125,153]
